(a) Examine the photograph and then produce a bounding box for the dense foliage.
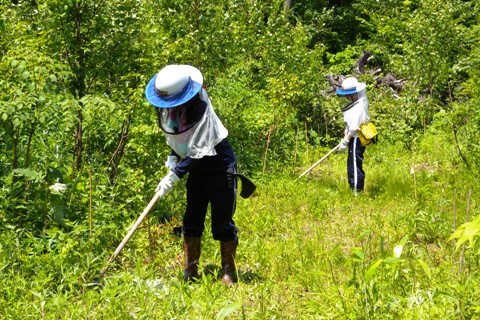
[1,0,480,318]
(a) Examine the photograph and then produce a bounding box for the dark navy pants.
[182,170,238,241]
[347,137,366,191]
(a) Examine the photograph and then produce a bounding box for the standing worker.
[145,64,239,285]
[336,77,370,193]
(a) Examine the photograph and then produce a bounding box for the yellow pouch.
[357,122,378,146]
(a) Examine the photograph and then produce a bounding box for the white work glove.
[155,171,180,195]
[339,138,349,153]
[165,155,179,170]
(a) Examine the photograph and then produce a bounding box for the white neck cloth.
[342,89,370,136]
[164,89,228,159]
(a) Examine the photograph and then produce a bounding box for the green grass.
[1,141,480,319]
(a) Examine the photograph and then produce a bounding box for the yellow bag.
[357,122,378,146]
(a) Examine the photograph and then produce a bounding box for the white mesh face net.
[158,94,207,134]
[161,89,228,159]
[342,88,370,135]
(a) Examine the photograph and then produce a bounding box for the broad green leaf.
[364,259,382,282]
[417,259,431,280]
[53,203,65,225]
[449,216,480,250]
[351,247,364,261]
[393,235,408,258]
[12,168,44,182]
[393,245,403,259]
[216,302,242,320]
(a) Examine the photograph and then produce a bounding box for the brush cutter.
[298,144,341,178]
[93,189,165,284]
[92,173,255,285]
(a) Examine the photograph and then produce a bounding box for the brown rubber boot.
[220,238,238,285]
[183,236,201,282]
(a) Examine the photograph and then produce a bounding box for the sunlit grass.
[1,140,479,319]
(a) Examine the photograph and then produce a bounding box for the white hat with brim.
[336,77,366,95]
[145,65,203,109]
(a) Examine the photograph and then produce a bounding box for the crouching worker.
[145,65,238,285]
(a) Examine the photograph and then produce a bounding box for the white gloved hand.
[339,138,349,153]
[155,171,180,195]
[165,155,179,170]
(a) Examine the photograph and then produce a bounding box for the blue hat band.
[145,74,203,109]
[336,87,358,95]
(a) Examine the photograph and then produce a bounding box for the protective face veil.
[157,89,227,158]
[145,65,228,159]
[337,77,370,137]
[157,94,207,135]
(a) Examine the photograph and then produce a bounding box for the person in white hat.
[336,77,370,193]
[145,64,239,285]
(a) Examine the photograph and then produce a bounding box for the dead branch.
[351,51,372,74]
[326,52,406,97]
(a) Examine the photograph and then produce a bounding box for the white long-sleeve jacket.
[341,89,370,138]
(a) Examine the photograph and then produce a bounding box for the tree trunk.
[75,107,83,171]
[106,112,131,182]
[12,130,19,184]
[24,121,35,168]
[71,1,86,175]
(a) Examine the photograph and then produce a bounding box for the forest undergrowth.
[2,0,480,318]
[1,138,479,319]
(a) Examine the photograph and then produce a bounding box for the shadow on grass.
[203,264,262,284]
[366,174,414,199]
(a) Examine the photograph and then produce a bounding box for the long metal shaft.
[99,189,164,276]
[298,144,340,178]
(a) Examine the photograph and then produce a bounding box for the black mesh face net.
[155,93,207,134]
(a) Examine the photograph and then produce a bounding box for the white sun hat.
[145,65,203,108]
[336,77,366,95]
